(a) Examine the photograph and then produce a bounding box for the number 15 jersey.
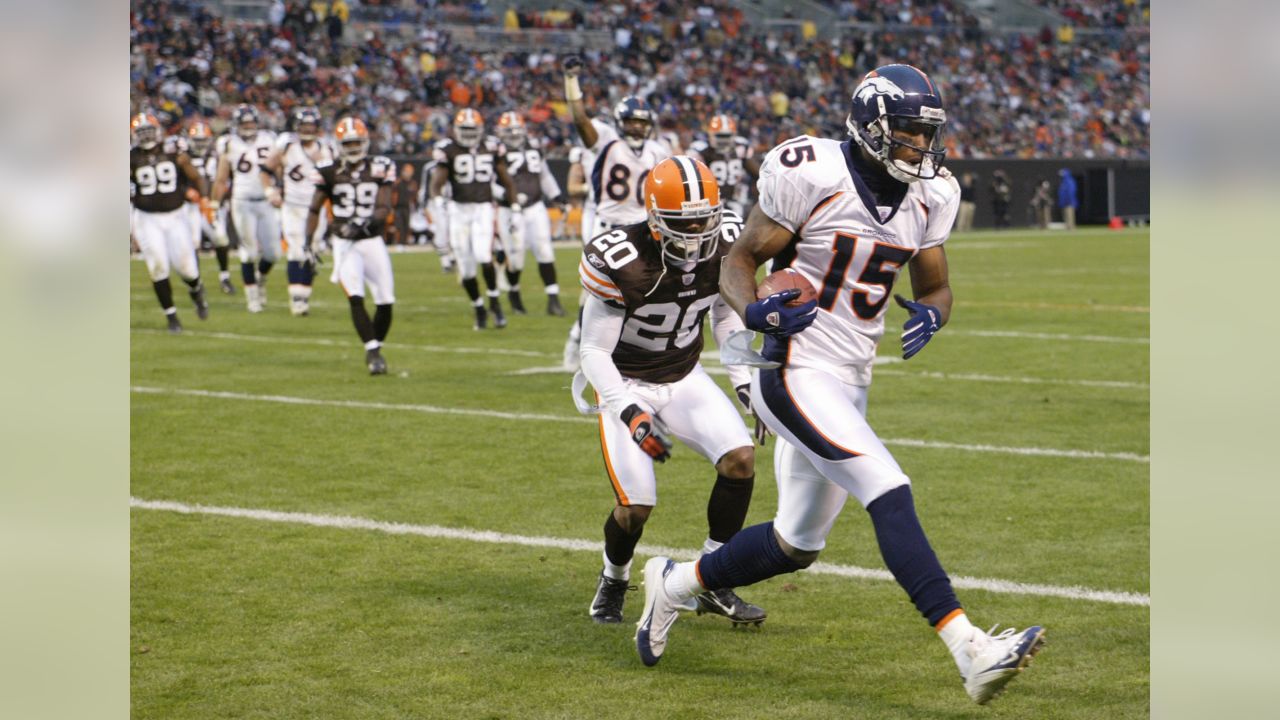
[756,136,959,386]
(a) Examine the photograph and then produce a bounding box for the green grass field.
[131,227,1149,719]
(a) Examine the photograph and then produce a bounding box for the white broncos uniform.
[276,132,334,258]
[748,135,959,551]
[587,122,670,234]
[225,130,281,265]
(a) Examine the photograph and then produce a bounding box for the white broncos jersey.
[757,135,959,386]
[276,133,335,206]
[588,122,670,227]
[222,130,277,200]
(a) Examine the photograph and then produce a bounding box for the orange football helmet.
[643,156,722,264]
[453,108,484,148]
[334,117,370,163]
[130,112,161,149]
[706,114,737,153]
[186,120,213,155]
[496,111,526,148]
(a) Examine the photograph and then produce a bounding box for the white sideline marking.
[131,386,1150,463]
[949,329,1149,345]
[962,300,1149,314]
[131,328,554,358]
[510,365,1148,390]
[129,497,1150,607]
[872,369,1148,390]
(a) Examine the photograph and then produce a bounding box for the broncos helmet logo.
[855,76,906,104]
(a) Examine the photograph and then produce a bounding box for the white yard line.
[960,300,1149,314]
[129,496,1150,607]
[948,329,1148,344]
[131,386,1149,463]
[131,327,555,358]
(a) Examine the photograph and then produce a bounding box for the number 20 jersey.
[578,210,743,384]
[757,136,959,386]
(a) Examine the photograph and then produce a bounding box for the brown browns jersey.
[503,137,555,205]
[315,155,396,239]
[688,137,752,203]
[131,136,191,213]
[578,209,744,383]
[432,136,507,204]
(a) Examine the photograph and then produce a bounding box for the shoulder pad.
[689,139,709,153]
[316,159,335,170]
[276,132,297,150]
[369,156,396,180]
[163,136,186,155]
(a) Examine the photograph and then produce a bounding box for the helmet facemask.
[133,125,159,150]
[710,132,735,154]
[455,123,482,148]
[189,135,211,156]
[621,118,651,151]
[339,137,369,163]
[848,106,947,183]
[498,125,526,149]
[649,199,722,265]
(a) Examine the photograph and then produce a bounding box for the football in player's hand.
[756,268,817,306]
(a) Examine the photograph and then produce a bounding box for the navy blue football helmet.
[233,104,260,141]
[846,64,947,183]
[613,96,654,151]
[293,105,321,142]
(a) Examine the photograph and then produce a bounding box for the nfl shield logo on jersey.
[681,273,696,286]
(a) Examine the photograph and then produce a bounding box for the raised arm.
[562,55,598,149]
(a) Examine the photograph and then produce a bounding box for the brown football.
[756,268,818,306]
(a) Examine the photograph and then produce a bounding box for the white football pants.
[448,201,495,279]
[133,206,198,282]
[596,364,752,507]
[231,197,281,264]
[331,236,395,305]
[497,201,554,270]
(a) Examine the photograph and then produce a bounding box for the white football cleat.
[246,286,263,313]
[635,556,680,667]
[963,624,1046,704]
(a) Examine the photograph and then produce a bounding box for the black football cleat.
[589,571,634,624]
[490,298,507,329]
[546,293,566,317]
[473,304,488,330]
[366,347,388,375]
[166,314,183,335]
[191,286,209,320]
[695,588,767,627]
[219,277,236,295]
[508,290,527,315]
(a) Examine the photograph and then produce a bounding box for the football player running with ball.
[635,65,1046,705]
[577,156,765,627]
[306,118,397,375]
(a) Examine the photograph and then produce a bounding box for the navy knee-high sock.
[866,485,961,625]
[697,521,803,592]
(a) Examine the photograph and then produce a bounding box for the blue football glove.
[745,289,818,337]
[894,293,941,360]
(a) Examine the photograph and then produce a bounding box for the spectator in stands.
[991,170,1012,229]
[392,162,418,246]
[1057,168,1078,230]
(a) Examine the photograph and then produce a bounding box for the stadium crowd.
[130,0,1148,161]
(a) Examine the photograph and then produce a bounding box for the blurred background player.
[494,111,566,317]
[578,156,763,626]
[418,156,454,272]
[306,117,396,375]
[213,104,280,312]
[130,112,210,333]
[687,114,761,220]
[428,108,521,330]
[185,119,232,293]
[561,55,671,370]
[260,105,334,316]
[391,162,418,247]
